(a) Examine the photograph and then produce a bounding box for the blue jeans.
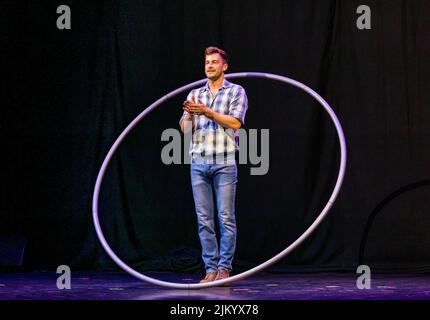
[190,162,238,273]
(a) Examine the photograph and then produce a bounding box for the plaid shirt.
[180,79,248,162]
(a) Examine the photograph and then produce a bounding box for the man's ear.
[223,63,229,72]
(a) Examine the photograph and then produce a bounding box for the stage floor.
[1,271,430,300]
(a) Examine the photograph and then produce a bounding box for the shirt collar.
[200,78,232,92]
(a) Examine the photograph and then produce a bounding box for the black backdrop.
[2,0,430,273]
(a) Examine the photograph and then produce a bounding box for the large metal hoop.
[92,72,347,289]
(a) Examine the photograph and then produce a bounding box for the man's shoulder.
[226,80,246,93]
[189,87,204,93]
[187,79,246,95]
[188,86,206,95]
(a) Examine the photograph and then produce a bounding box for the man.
[179,47,248,284]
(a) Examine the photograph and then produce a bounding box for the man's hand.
[182,96,240,130]
[183,96,209,116]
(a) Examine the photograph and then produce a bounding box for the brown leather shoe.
[215,268,231,286]
[199,271,218,283]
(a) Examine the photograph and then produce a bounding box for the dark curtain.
[2,0,430,273]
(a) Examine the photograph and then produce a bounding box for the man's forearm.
[180,113,194,133]
[204,108,241,130]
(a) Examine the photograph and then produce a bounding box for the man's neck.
[208,74,224,91]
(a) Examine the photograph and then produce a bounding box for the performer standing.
[180,47,248,284]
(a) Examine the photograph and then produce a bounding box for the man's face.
[205,53,228,81]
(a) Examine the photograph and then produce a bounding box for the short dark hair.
[205,46,228,64]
